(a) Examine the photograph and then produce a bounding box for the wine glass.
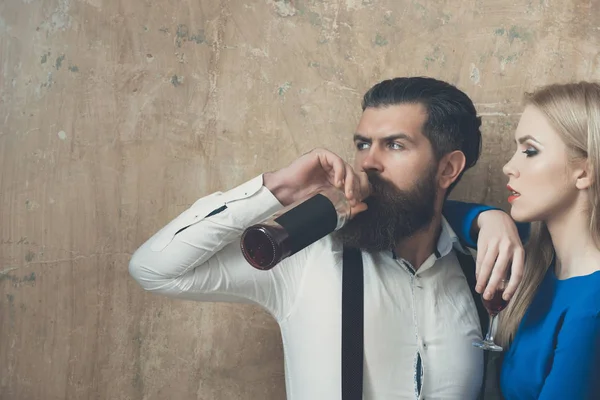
[472,279,509,352]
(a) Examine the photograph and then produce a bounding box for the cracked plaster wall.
[1,0,599,399]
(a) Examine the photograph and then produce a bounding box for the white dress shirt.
[129,175,484,400]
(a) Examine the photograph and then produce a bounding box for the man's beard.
[335,167,438,252]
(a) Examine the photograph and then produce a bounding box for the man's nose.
[361,149,383,173]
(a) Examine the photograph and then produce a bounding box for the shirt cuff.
[225,176,284,227]
[149,175,283,251]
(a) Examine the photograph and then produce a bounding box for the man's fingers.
[350,202,368,217]
[503,246,524,300]
[343,166,356,202]
[320,153,346,189]
[356,171,371,201]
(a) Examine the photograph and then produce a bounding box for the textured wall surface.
[1,0,599,399]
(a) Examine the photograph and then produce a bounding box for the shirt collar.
[390,217,471,267]
[439,216,471,257]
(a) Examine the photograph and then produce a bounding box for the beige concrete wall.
[1,0,598,399]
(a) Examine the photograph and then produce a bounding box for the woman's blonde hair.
[496,81,600,347]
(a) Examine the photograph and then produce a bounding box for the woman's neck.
[547,203,600,279]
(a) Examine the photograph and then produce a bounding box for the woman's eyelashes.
[522,146,539,157]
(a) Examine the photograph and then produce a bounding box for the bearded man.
[129,77,524,400]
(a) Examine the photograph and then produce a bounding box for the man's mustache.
[364,171,397,198]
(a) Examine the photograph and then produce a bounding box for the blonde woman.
[494,82,600,399]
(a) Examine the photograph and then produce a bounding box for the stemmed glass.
[472,279,509,352]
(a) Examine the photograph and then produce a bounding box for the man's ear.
[574,159,593,190]
[438,150,466,190]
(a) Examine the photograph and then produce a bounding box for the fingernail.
[475,285,482,292]
[484,291,492,299]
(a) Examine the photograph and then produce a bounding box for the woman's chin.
[509,206,533,223]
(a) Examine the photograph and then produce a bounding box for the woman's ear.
[438,150,466,190]
[575,159,593,190]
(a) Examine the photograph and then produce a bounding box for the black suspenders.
[342,247,364,400]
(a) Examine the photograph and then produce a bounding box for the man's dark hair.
[361,77,482,193]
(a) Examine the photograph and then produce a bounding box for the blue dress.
[500,265,600,399]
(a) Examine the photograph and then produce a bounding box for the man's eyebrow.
[353,134,371,143]
[382,133,414,144]
[353,133,414,143]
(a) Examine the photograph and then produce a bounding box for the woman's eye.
[522,147,538,157]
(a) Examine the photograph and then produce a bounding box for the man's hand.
[475,210,524,301]
[263,148,371,216]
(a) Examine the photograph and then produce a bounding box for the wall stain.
[68,65,79,72]
[132,332,144,393]
[497,52,521,70]
[384,11,394,26]
[374,33,388,47]
[470,63,481,84]
[190,30,205,44]
[494,26,532,44]
[423,46,445,70]
[507,25,531,43]
[174,24,206,47]
[308,12,322,27]
[412,1,427,18]
[25,199,40,211]
[41,52,51,64]
[176,24,189,47]
[6,294,15,326]
[55,54,65,70]
[25,251,35,262]
[171,75,183,87]
[439,12,451,24]
[0,272,36,285]
[273,0,297,17]
[22,272,36,282]
[278,82,291,96]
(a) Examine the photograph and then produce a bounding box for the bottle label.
[274,193,338,255]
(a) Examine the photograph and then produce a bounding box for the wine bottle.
[240,187,351,270]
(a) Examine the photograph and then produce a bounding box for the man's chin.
[335,217,395,252]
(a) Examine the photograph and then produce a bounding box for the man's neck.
[394,213,442,270]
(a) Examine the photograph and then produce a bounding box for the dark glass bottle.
[240,187,351,270]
